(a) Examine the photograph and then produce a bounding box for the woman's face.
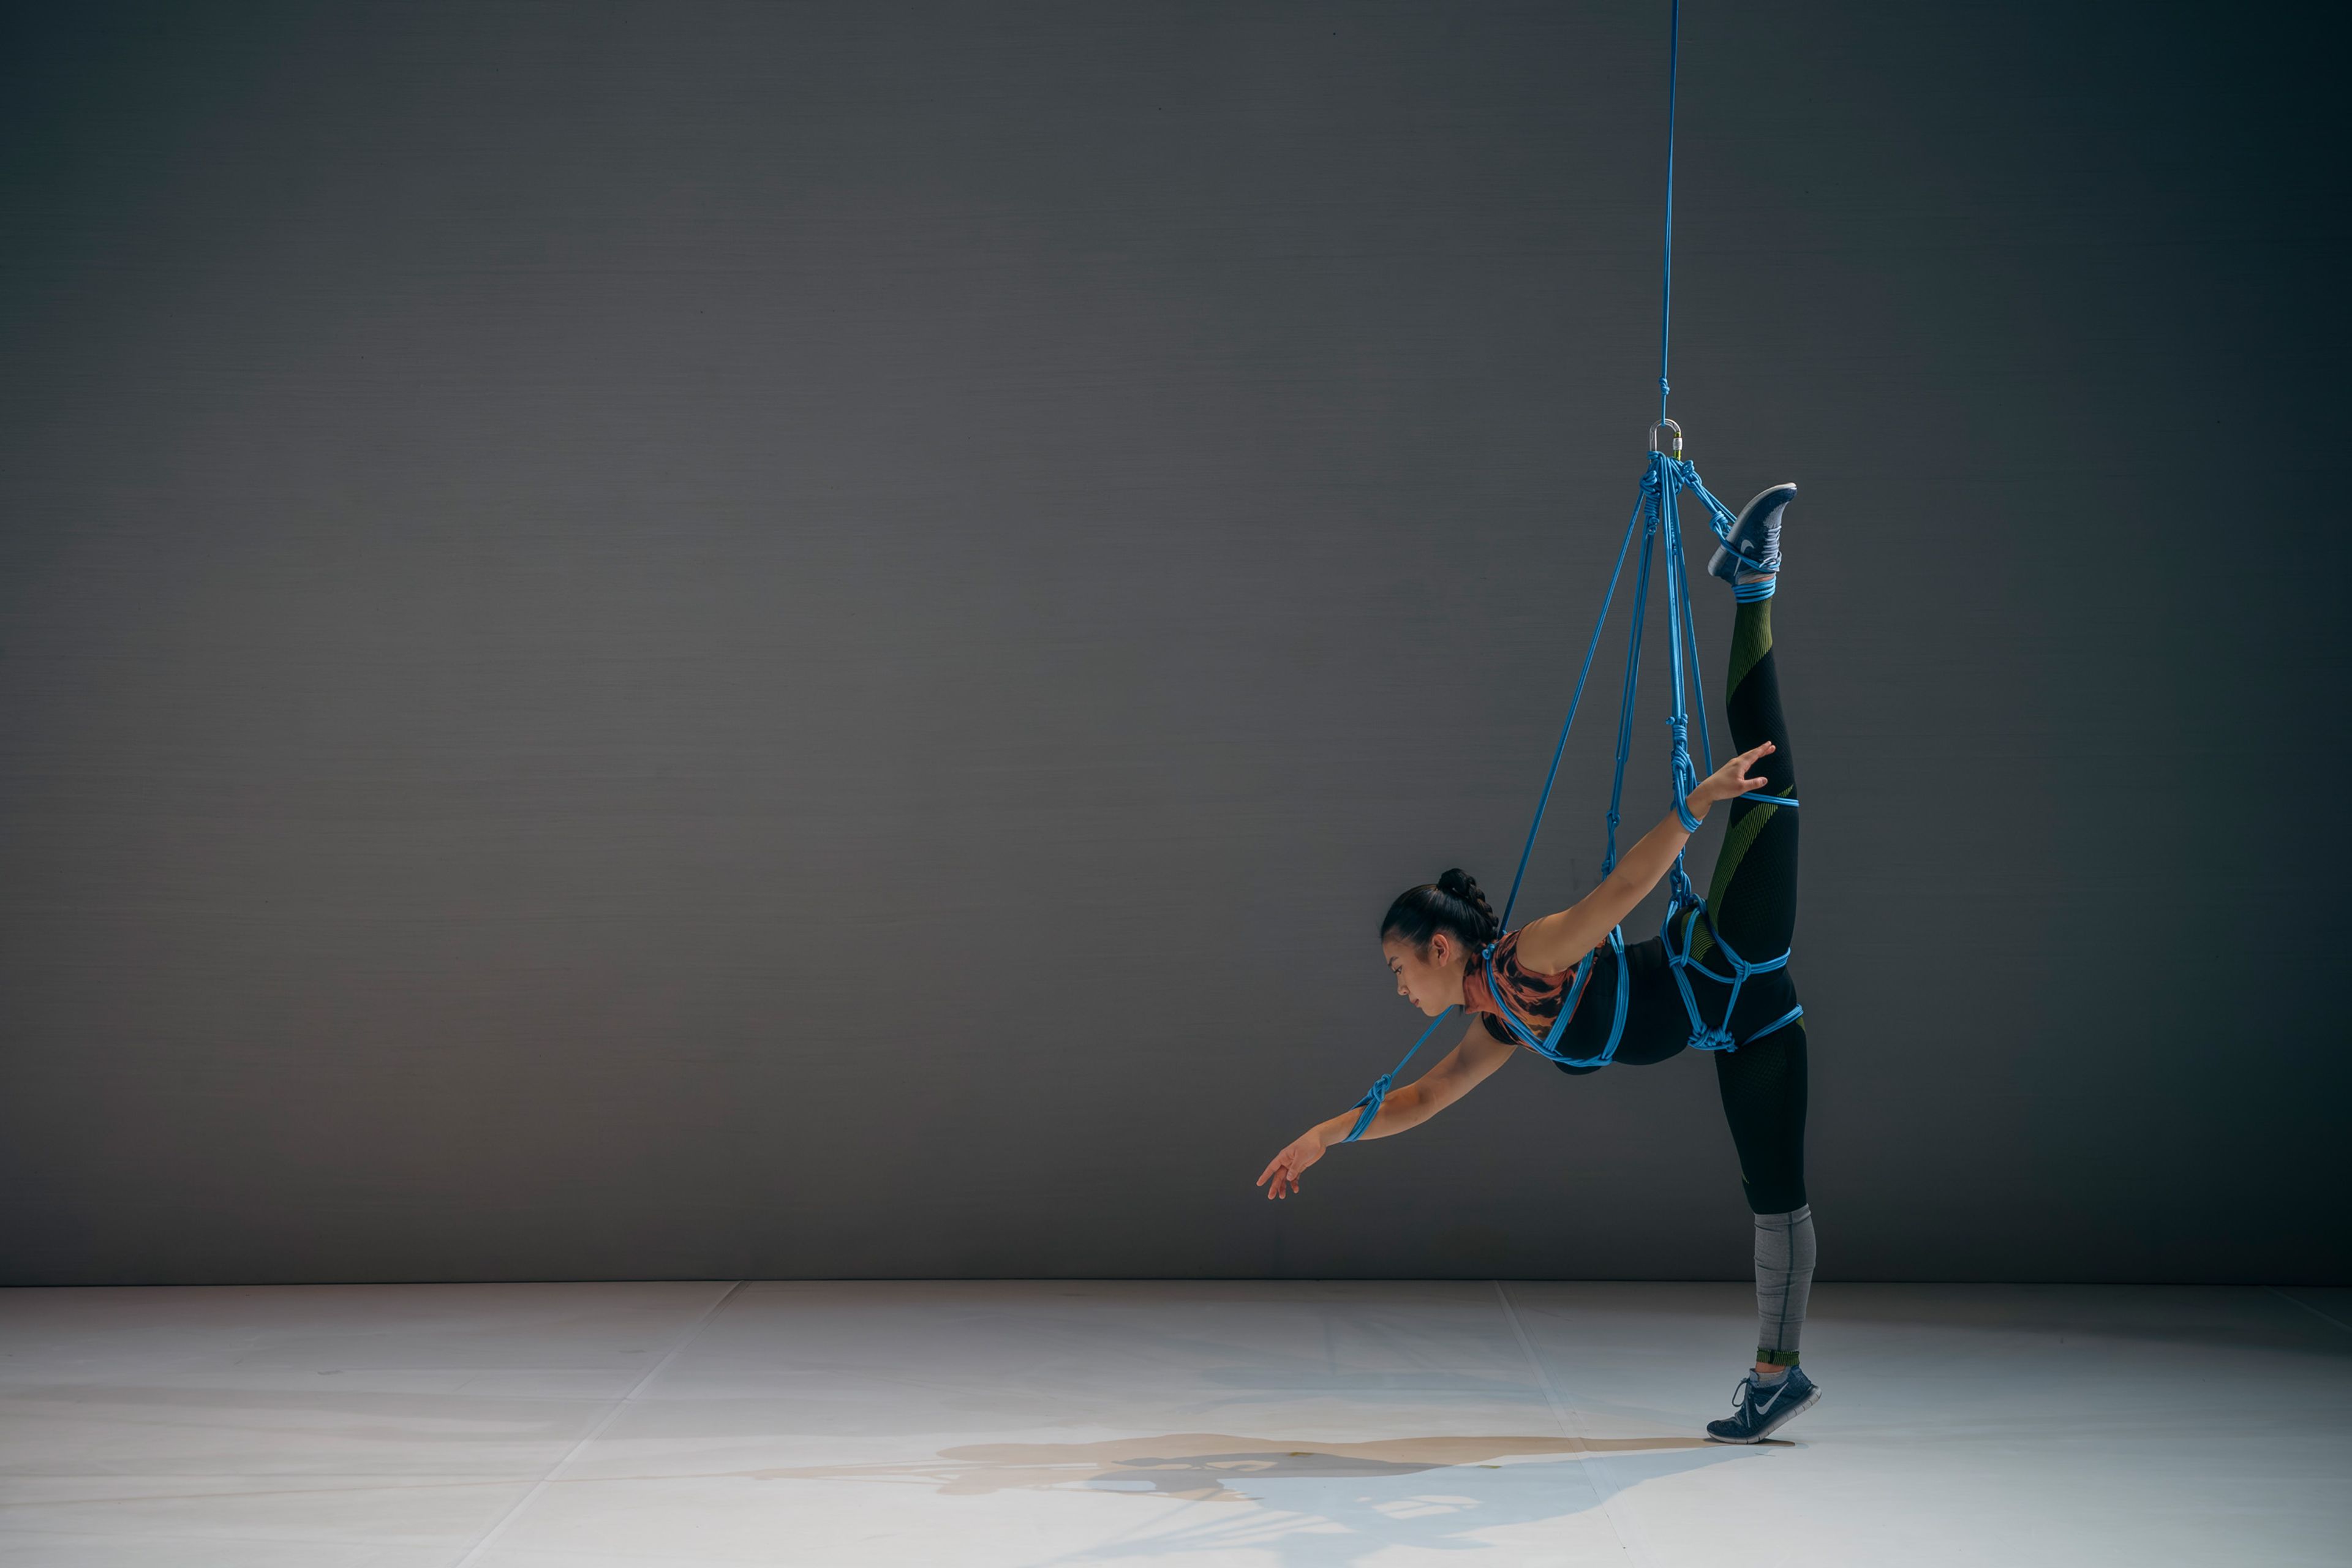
[1382,932,1468,1017]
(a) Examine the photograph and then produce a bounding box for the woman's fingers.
[1715,741,1774,793]
[1261,1134,1325,1198]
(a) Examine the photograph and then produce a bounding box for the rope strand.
[1657,0,1681,423]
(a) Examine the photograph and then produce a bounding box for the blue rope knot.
[1343,1076,1394,1143]
[1667,461,1741,540]
[1667,716,1703,830]
[1343,1003,1458,1144]
[1687,1025,1738,1053]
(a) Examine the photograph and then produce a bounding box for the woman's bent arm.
[1516,741,1776,973]
[1258,1024,1515,1199]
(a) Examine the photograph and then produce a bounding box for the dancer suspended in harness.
[1255,480,1822,1445]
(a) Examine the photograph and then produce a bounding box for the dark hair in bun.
[1381,867,1499,957]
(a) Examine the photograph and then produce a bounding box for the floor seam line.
[1492,1280,1654,1566]
[2264,1284,2352,1336]
[447,1279,746,1567]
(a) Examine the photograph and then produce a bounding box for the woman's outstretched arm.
[1515,741,1776,973]
[1256,1022,1516,1199]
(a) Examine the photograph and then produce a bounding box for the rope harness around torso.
[1336,0,1800,1145]
[1340,454,1803,1143]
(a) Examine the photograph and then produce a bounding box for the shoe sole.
[1704,1384,1821,1444]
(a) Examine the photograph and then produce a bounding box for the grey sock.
[1754,1204,1816,1365]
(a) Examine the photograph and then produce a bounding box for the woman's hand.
[1689,741,1776,818]
[1256,1129,1329,1199]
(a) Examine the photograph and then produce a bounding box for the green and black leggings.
[1696,595,1807,1223]
[1698,595,1812,1370]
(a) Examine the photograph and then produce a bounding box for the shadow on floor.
[753,1430,1774,1565]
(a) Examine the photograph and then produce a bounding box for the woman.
[1256,481,1819,1444]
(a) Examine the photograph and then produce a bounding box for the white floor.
[1,1281,2346,1567]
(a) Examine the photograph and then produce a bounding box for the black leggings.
[1699,598,1807,1215]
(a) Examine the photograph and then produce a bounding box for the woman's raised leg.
[1702,590,1797,960]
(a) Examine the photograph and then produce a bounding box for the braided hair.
[1380,868,1499,959]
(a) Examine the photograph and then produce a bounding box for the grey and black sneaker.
[1707,482,1797,599]
[1704,1365,1820,1443]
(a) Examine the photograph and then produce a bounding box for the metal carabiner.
[1648,418,1683,459]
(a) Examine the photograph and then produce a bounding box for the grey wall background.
[2,1,2343,1286]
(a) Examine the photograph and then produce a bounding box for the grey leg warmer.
[1754,1205,1816,1366]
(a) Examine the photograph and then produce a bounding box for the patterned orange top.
[1461,929,1586,1045]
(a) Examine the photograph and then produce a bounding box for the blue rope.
[1659,459,1702,837]
[1340,1005,1457,1142]
[1341,470,1803,1118]
[1675,463,1743,537]
[1665,905,1798,1055]
[1605,470,1663,875]
[1672,470,1718,781]
[1657,0,1681,423]
[1480,929,1633,1069]
[1496,494,1646,933]
[1336,0,1807,1123]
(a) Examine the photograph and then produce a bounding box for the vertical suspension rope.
[1657,0,1682,424]
[1662,464,1694,803]
[1659,460,1702,902]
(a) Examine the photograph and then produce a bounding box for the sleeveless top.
[1461,930,1580,1046]
[1465,921,1768,1074]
